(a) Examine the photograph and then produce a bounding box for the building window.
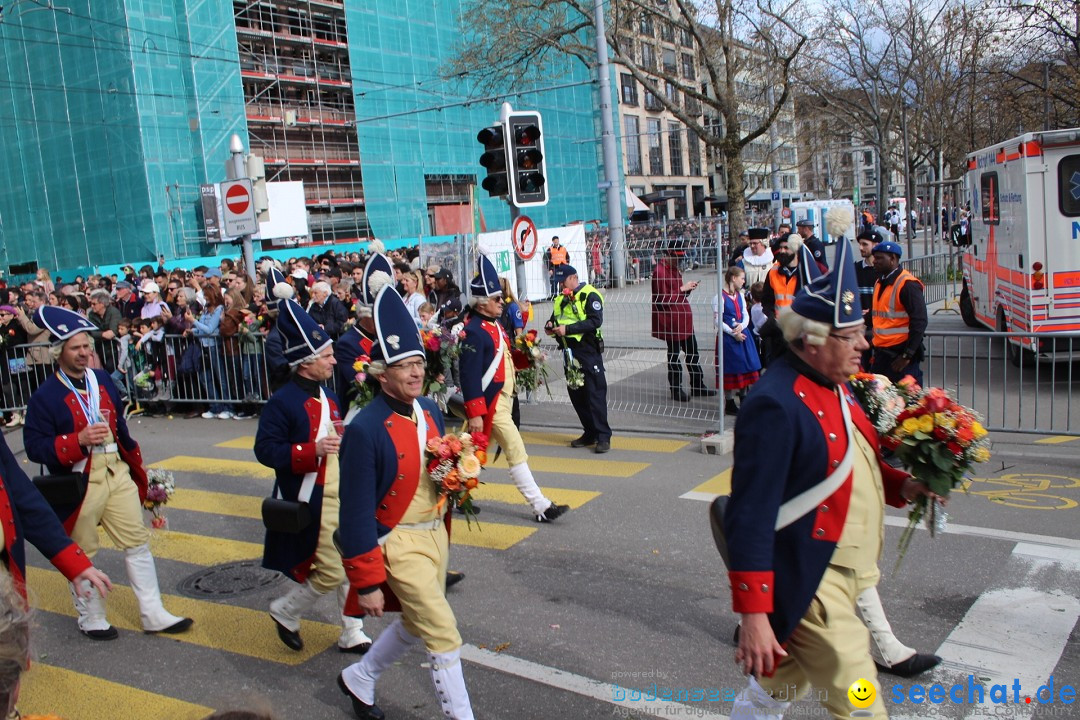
[660,20,675,43]
[644,90,662,111]
[680,53,695,80]
[863,150,873,165]
[662,47,677,74]
[640,14,653,37]
[620,73,638,106]
[680,27,693,47]
[782,174,794,190]
[687,131,702,176]
[641,43,656,70]
[624,116,642,175]
[668,122,684,176]
[664,81,679,108]
[648,118,664,175]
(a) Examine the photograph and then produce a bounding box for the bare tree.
[448,0,808,239]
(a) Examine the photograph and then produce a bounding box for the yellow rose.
[901,417,921,435]
[457,454,482,479]
[937,415,956,430]
[353,359,364,372]
[917,415,935,434]
[972,422,987,439]
[973,446,991,463]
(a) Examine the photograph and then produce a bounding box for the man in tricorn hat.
[255,289,371,655]
[723,240,937,719]
[23,306,192,640]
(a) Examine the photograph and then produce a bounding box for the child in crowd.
[714,266,761,416]
[110,318,133,397]
[417,302,436,331]
[748,281,767,349]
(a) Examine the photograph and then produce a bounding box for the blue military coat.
[255,379,343,582]
[459,312,507,419]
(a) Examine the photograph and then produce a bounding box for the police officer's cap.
[872,240,903,259]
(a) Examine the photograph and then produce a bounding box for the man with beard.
[757,235,818,365]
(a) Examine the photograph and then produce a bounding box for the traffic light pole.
[593,0,626,288]
[227,134,257,283]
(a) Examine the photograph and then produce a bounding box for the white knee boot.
[856,586,915,667]
[342,618,419,704]
[70,579,116,640]
[730,676,788,720]
[269,579,323,650]
[336,584,373,652]
[429,648,475,720]
[508,462,551,515]
[124,543,192,633]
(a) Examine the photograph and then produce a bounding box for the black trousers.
[666,336,707,391]
[567,343,611,442]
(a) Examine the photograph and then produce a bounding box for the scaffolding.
[233,0,371,244]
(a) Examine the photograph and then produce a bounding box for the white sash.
[68,371,104,474]
[480,327,506,391]
[283,390,329,505]
[413,399,427,458]
[774,389,855,531]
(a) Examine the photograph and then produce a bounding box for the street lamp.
[1043,59,1067,131]
[900,101,914,257]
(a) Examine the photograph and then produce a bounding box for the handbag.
[177,342,202,376]
[261,497,312,534]
[32,472,86,508]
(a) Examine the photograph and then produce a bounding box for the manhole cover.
[178,560,285,598]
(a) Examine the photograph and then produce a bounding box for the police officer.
[545,266,611,454]
[869,240,926,385]
[795,218,828,273]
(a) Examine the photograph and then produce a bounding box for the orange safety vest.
[872,269,922,348]
[549,246,568,265]
[767,266,798,309]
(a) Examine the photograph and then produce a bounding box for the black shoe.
[691,387,718,397]
[81,626,119,641]
[446,570,465,588]
[724,399,739,416]
[569,435,596,448]
[671,388,690,402]
[272,616,303,651]
[732,624,741,645]
[338,672,385,720]
[339,640,372,655]
[594,440,610,454]
[876,653,941,678]
[536,502,570,523]
[146,617,193,635]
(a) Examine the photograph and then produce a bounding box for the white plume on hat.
[825,206,854,239]
[786,234,804,253]
[368,239,385,255]
[367,270,393,296]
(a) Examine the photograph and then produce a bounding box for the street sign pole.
[227,134,257,283]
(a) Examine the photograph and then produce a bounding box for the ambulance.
[960,129,1080,364]
[788,199,856,244]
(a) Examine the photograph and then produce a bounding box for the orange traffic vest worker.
[871,268,922,348]
[549,246,568,266]
[767,267,798,310]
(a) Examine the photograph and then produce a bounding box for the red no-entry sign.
[220,178,258,236]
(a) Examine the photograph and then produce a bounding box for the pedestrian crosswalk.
[17,427,639,718]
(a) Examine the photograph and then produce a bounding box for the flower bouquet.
[421,325,471,409]
[350,354,377,411]
[511,329,551,399]
[143,468,175,529]
[850,374,991,566]
[563,348,585,390]
[425,431,490,526]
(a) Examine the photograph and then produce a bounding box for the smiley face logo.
[847,678,876,709]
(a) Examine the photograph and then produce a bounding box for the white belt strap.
[774,389,855,531]
[480,329,506,391]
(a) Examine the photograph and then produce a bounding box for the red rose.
[947,441,963,457]
[933,427,949,441]
[470,432,489,450]
[526,329,538,342]
[881,435,901,450]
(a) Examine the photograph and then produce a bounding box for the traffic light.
[477,125,509,197]
[246,154,269,224]
[507,112,548,208]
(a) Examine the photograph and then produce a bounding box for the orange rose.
[465,477,479,490]
[475,449,487,465]
[956,427,974,444]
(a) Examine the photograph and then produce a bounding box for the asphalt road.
[7,408,1078,719]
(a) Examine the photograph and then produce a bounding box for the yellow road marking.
[520,431,688,453]
[215,435,255,449]
[452,520,536,549]
[469,483,599,509]
[99,527,263,566]
[28,567,339,665]
[151,455,274,479]
[1035,435,1079,445]
[489,453,648,478]
[21,664,213,720]
[168,487,264,519]
[679,469,732,502]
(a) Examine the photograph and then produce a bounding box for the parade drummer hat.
[371,285,424,365]
[469,254,502,298]
[277,298,332,365]
[791,235,863,329]
[360,252,394,307]
[798,241,822,286]
[35,306,95,344]
[265,266,294,301]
